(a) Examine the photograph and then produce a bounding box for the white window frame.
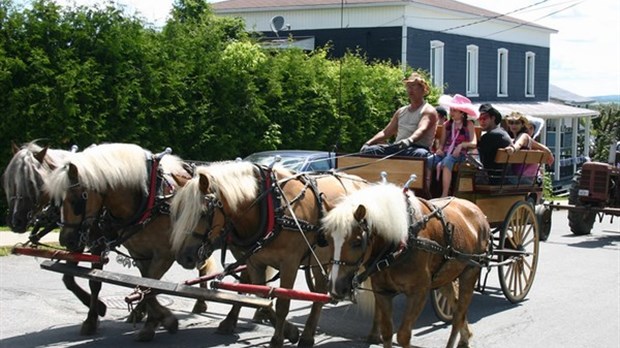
[466,44,479,97]
[525,51,535,97]
[430,40,444,90]
[497,48,508,97]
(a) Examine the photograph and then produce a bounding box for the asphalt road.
[0,209,618,348]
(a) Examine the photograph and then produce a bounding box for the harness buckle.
[375,258,390,271]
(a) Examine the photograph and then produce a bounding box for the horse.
[2,142,113,320]
[45,143,216,341]
[169,160,368,348]
[3,141,74,233]
[322,183,490,348]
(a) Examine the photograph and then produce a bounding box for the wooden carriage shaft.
[39,261,272,309]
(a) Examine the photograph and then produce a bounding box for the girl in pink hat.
[428,94,478,197]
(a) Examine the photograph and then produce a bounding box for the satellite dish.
[270,15,285,37]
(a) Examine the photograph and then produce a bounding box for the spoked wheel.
[498,200,540,303]
[430,280,458,323]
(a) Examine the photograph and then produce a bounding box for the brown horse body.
[323,183,490,348]
[46,143,215,341]
[170,161,368,348]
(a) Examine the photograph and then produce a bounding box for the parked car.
[244,150,335,172]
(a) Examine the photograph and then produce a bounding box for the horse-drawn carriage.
[334,145,551,321]
[4,140,551,348]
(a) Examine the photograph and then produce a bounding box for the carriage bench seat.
[461,148,551,195]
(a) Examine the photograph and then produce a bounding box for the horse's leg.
[374,292,394,348]
[61,271,107,316]
[192,257,216,313]
[134,257,178,342]
[397,288,429,348]
[265,264,299,348]
[298,265,328,347]
[447,268,478,348]
[80,259,105,336]
[366,304,382,344]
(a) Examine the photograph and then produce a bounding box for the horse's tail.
[355,278,375,315]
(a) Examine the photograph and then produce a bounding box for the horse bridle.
[57,182,100,248]
[188,192,225,262]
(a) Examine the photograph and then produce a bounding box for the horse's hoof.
[216,318,237,334]
[126,308,146,323]
[269,336,284,348]
[191,300,207,314]
[162,316,179,334]
[457,342,471,348]
[251,307,271,324]
[97,301,107,317]
[79,319,98,336]
[284,323,300,344]
[298,336,315,347]
[135,328,156,342]
[366,333,382,344]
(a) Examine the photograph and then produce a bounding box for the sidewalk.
[0,231,59,247]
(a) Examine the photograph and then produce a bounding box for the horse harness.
[351,191,489,288]
[201,164,328,275]
[65,154,177,258]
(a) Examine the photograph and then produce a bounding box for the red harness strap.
[137,158,159,224]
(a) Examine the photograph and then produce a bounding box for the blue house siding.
[265,26,550,102]
[277,27,402,64]
[406,28,550,102]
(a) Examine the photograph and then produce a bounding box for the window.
[497,48,508,97]
[430,40,444,90]
[525,51,535,97]
[466,45,479,96]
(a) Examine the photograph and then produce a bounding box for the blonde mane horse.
[170,160,368,348]
[46,143,215,341]
[322,183,490,348]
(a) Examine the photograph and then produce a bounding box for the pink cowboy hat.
[438,94,479,119]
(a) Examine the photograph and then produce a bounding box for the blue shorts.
[427,153,465,171]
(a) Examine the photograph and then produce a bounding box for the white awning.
[475,101,599,119]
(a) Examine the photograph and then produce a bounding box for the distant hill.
[591,95,620,104]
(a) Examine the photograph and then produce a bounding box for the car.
[243,150,335,172]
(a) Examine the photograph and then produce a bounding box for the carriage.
[334,142,552,322]
[5,139,550,347]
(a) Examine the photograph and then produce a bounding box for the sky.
[49,0,620,97]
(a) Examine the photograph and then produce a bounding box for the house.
[211,0,599,192]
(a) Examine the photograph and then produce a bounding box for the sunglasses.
[507,120,522,125]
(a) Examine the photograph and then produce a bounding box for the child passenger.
[428,94,478,197]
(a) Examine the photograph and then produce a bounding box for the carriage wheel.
[304,265,318,293]
[430,280,458,323]
[498,200,539,303]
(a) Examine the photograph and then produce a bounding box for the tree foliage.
[590,103,620,162]
[0,0,432,216]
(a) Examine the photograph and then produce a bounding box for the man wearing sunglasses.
[476,104,512,184]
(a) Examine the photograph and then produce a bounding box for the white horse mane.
[322,183,423,243]
[45,143,184,204]
[170,161,295,251]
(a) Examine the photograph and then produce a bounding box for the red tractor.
[566,141,620,235]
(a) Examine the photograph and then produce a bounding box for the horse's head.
[171,171,227,269]
[323,203,373,302]
[55,163,103,251]
[3,143,49,232]
[322,183,411,302]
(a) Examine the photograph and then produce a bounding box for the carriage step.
[40,260,272,309]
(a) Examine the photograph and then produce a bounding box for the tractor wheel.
[568,171,596,235]
[535,204,552,241]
